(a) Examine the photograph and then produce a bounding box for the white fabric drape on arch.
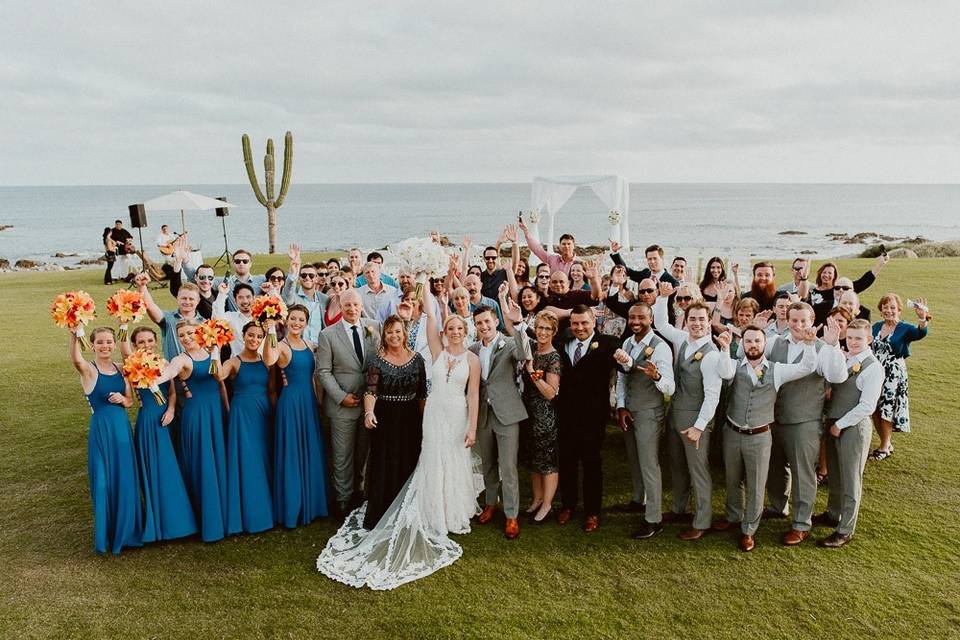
[528,175,630,254]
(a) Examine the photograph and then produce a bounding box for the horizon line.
[2,180,960,188]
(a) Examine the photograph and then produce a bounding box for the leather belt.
[726,423,770,436]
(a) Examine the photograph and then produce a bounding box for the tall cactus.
[242,131,293,254]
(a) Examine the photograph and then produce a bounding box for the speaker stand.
[211,215,232,276]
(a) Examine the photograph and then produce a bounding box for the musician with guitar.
[156,224,177,263]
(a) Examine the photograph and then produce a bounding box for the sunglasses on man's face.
[234,258,250,264]
[675,296,693,303]
[196,274,215,282]
[638,287,656,294]
[300,272,318,280]
[793,266,805,272]
[317,272,328,277]
[484,256,497,261]
[537,274,550,280]
[833,285,852,291]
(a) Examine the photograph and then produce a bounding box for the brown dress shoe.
[504,518,520,540]
[678,527,708,541]
[584,515,600,533]
[739,534,756,552]
[557,508,573,525]
[782,529,810,546]
[477,505,497,525]
[711,519,738,532]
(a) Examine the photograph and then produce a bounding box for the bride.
[316,285,482,590]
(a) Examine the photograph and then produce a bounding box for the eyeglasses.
[638,287,656,294]
[833,285,852,291]
[234,258,250,264]
[196,274,214,282]
[268,275,285,282]
[675,296,693,302]
[317,272,328,277]
[793,266,805,272]
[300,273,317,279]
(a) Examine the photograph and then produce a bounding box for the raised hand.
[876,253,890,270]
[658,281,675,298]
[715,330,732,351]
[504,224,518,243]
[504,298,523,323]
[134,272,150,290]
[518,217,529,234]
[913,296,929,320]
[610,240,621,254]
[462,236,472,250]
[288,242,300,262]
[639,360,660,380]
[823,315,841,345]
[731,262,740,276]
[755,309,774,327]
[218,280,230,295]
[448,253,459,274]
[611,267,627,286]
[497,282,509,299]
[583,258,599,281]
[800,326,818,344]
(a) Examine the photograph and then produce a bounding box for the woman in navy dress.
[159,319,229,542]
[70,326,142,554]
[263,305,329,527]
[121,327,197,543]
[219,322,274,534]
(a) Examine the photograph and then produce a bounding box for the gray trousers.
[826,417,872,536]
[766,419,823,530]
[475,411,520,518]
[723,427,773,535]
[329,411,369,506]
[668,409,712,530]
[623,406,665,523]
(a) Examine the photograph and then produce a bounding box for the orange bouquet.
[50,290,97,350]
[195,319,234,374]
[106,289,146,342]
[122,349,168,405]
[251,294,288,347]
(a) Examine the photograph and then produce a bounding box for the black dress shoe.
[661,511,693,524]
[818,531,852,548]
[630,522,663,539]
[812,512,840,528]
[761,508,788,520]
[528,508,553,525]
[614,500,646,514]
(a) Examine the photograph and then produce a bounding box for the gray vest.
[769,337,827,424]
[726,362,778,428]
[672,340,717,413]
[826,355,877,420]
[623,334,667,411]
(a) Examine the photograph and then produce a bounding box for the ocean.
[2,183,958,269]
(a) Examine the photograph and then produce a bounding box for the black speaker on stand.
[127,203,148,287]
[211,197,232,274]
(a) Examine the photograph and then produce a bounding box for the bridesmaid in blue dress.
[69,326,143,554]
[160,319,229,542]
[218,322,274,534]
[263,306,329,527]
[121,327,197,543]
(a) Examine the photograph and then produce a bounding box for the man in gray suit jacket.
[315,289,382,516]
[469,305,529,539]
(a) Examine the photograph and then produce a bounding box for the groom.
[469,305,528,540]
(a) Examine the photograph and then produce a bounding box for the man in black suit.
[555,304,629,532]
[610,241,680,288]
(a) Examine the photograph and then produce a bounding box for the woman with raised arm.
[71,326,142,554]
[324,274,350,327]
[810,255,889,324]
[869,293,930,461]
[317,281,482,591]
[121,327,196,543]
[219,322,274,534]
[156,319,229,542]
[264,304,329,527]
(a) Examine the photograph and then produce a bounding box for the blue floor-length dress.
[226,358,275,534]
[274,345,329,527]
[85,365,143,554]
[134,384,197,543]
[179,355,228,542]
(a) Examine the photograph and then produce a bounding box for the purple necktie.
[573,341,583,365]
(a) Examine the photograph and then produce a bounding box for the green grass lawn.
[2,256,958,639]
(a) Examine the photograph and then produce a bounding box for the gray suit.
[315,318,382,507]
[469,330,528,519]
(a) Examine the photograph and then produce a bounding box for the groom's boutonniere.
[644,346,654,357]
[693,351,703,361]
[590,341,599,351]
[497,340,505,350]
[851,362,862,373]
[365,326,374,337]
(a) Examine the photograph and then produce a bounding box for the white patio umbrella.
[141,190,238,233]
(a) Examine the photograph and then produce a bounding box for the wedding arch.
[526,174,631,252]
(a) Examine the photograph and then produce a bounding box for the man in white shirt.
[818,319,883,548]
[357,261,398,321]
[653,283,734,540]
[614,302,675,540]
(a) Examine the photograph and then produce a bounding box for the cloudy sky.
[3,1,959,185]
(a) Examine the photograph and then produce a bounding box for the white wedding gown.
[316,351,481,590]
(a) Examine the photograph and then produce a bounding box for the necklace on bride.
[444,351,466,382]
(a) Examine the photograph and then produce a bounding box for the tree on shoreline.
[242,131,293,254]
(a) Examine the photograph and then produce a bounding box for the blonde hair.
[178,282,200,295]
[677,282,703,303]
[735,297,759,316]
[380,315,412,353]
[451,286,469,300]
[847,318,871,333]
[175,319,199,331]
[90,326,116,341]
[443,314,468,332]
[533,310,559,335]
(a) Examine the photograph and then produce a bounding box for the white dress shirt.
[764,332,847,383]
[652,296,734,430]
[212,294,256,355]
[341,319,365,359]
[566,333,595,364]
[834,351,884,430]
[615,330,676,408]
[478,334,498,380]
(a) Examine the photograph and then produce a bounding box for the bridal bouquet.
[194,319,234,374]
[251,294,287,347]
[391,237,451,296]
[51,290,97,350]
[106,289,146,342]
[122,349,167,405]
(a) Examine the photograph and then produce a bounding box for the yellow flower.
[693,352,703,361]
[590,342,599,350]
[644,346,654,357]
[851,362,862,373]
[754,367,764,379]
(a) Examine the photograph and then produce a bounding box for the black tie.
[351,325,364,363]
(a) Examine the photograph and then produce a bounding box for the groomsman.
[614,302,675,539]
[555,305,629,532]
[818,319,883,548]
[610,241,680,288]
[653,283,733,540]
[764,302,847,546]
[315,290,381,516]
[714,323,818,552]
[469,304,529,540]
